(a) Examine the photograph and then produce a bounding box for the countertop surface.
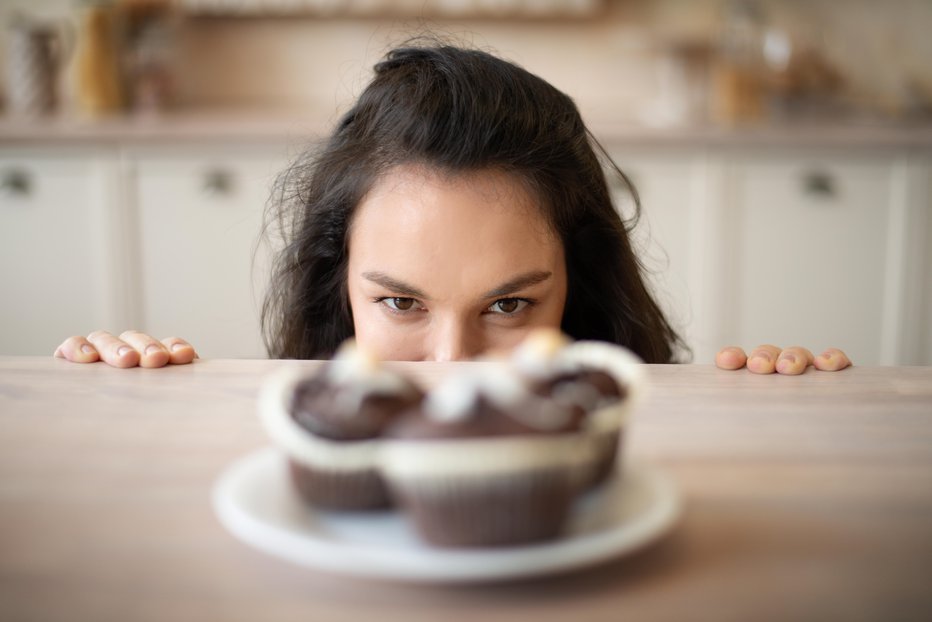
[1,357,931,621]
[3,109,932,148]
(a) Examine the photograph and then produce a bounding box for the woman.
[54,43,849,375]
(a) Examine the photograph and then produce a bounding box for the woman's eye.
[381,297,419,312]
[488,298,529,315]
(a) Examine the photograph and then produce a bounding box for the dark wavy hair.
[261,43,685,363]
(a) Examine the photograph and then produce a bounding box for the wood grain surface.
[1,357,930,622]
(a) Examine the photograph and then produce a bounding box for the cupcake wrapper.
[288,459,392,511]
[387,468,579,547]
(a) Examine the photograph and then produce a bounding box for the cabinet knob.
[802,170,836,199]
[202,169,234,196]
[0,169,32,197]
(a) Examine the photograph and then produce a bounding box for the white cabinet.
[609,149,701,361]
[2,138,927,364]
[0,149,119,355]
[608,147,930,365]
[129,147,287,359]
[721,152,895,365]
[915,157,932,365]
[0,143,289,359]
[718,150,932,365]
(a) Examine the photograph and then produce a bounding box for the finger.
[775,346,814,375]
[87,330,140,368]
[715,346,748,370]
[747,344,781,374]
[161,337,197,365]
[53,336,100,364]
[119,330,171,368]
[814,347,852,371]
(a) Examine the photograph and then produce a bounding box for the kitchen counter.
[0,109,333,146]
[1,357,930,621]
[3,109,932,148]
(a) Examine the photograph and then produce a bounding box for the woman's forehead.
[353,164,555,240]
[347,164,564,296]
[365,164,539,210]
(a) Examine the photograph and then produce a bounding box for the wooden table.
[1,357,930,622]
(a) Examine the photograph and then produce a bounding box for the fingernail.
[81,344,95,355]
[753,353,771,363]
[145,344,163,355]
[781,353,797,364]
[171,343,186,352]
[117,346,132,357]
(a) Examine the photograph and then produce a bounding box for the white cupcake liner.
[380,431,595,483]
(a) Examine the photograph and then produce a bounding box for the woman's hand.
[715,345,851,375]
[53,331,197,368]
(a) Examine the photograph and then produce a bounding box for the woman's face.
[347,164,567,361]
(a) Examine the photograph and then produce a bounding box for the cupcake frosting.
[510,327,573,379]
[258,366,385,469]
[423,363,525,423]
[418,362,581,433]
[511,329,646,425]
[382,362,591,480]
[323,340,421,418]
[259,341,422,471]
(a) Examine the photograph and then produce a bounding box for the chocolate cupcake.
[259,341,423,511]
[511,329,645,487]
[381,365,594,547]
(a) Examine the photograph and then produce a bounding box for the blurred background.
[1,0,930,365]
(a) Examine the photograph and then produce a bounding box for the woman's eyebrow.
[482,271,552,299]
[361,271,428,298]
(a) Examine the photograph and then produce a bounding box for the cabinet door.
[131,147,287,359]
[723,153,894,365]
[0,150,116,355]
[609,150,701,361]
[916,156,932,365]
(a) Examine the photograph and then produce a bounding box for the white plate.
[212,448,681,583]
